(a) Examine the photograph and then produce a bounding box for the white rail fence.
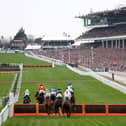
[0,64,23,126]
[25,52,65,66]
[67,65,126,94]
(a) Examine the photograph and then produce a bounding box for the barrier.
[0,64,23,126]
[0,104,12,126]
[0,71,19,74]
[23,65,52,68]
[25,52,65,66]
[14,104,126,116]
[68,65,126,94]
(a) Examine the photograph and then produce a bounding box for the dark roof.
[77,7,126,18]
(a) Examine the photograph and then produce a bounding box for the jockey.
[24,89,30,96]
[50,87,57,101]
[56,88,62,98]
[67,83,74,94]
[45,88,51,99]
[50,87,57,95]
[55,88,63,115]
[64,88,71,101]
[38,84,45,94]
[67,82,75,104]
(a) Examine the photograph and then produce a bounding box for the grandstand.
[76,6,126,48]
[33,47,126,71]
[31,7,126,71]
[42,35,74,50]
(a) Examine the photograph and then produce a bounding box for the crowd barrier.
[14,104,126,116]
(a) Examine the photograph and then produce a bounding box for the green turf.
[0,74,15,98]
[1,53,126,126]
[19,66,126,104]
[2,116,126,126]
[0,53,50,65]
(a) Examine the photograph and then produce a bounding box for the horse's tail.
[62,100,71,117]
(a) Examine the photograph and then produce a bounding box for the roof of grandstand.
[77,6,126,18]
[78,23,126,39]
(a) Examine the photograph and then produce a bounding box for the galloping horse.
[54,97,63,116]
[35,91,45,104]
[62,97,72,117]
[70,92,75,104]
[23,95,31,104]
[44,96,54,115]
[50,93,56,102]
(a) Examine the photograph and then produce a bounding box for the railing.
[0,102,14,126]
[0,64,23,126]
[67,65,126,94]
[25,52,65,66]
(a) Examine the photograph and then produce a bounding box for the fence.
[14,104,126,116]
[69,65,126,94]
[0,64,23,126]
[0,105,9,126]
[25,52,65,66]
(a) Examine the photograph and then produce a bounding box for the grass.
[0,74,15,98]
[2,116,126,126]
[19,66,126,104]
[0,53,51,65]
[1,53,126,126]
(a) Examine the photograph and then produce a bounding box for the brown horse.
[62,98,72,117]
[54,98,63,116]
[35,91,45,104]
[44,97,54,115]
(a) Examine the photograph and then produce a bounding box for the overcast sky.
[0,0,126,38]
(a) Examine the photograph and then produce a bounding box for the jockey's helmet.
[57,88,61,92]
[40,84,43,86]
[51,87,57,92]
[67,82,73,87]
[25,89,29,92]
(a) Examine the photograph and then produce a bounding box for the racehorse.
[50,94,56,102]
[62,97,72,117]
[35,91,45,104]
[70,92,75,104]
[44,96,54,115]
[54,98,63,116]
[23,95,31,104]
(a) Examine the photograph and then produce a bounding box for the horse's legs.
[47,105,50,115]
[58,107,63,116]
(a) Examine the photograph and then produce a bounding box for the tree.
[14,27,27,40]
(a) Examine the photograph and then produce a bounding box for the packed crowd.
[78,23,126,39]
[32,48,126,72]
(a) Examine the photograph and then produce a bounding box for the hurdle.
[23,65,52,68]
[14,104,126,116]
